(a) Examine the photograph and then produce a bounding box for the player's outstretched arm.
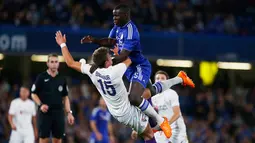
[122,57,132,67]
[81,35,117,47]
[55,31,82,72]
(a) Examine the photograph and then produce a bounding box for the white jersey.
[81,63,131,118]
[8,98,36,131]
[152,89,188,143]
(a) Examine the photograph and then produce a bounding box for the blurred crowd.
[0,75,255,143]
[1,0,255,35]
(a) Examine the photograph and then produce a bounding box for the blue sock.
[153,82,163,94]
[145,136,157,143]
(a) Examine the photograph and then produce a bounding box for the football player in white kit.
[55,31,160,142]
[131,70,189,143]
[8,85,37,143]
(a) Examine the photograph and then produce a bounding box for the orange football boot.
[177,71,195,88]
[159,117,172,138]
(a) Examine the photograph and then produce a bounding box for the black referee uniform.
[31,71,68,138]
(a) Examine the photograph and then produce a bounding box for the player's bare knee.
[39,138,50,143]
[142,88,151,99]
[52,138,62,143]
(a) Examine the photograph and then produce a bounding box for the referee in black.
[31,53,74,143]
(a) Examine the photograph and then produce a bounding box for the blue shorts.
[124,61,152,88]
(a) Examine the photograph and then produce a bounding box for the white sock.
[139,99,164,124]
[153,76,183,94]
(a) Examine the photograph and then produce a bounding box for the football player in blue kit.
[81,4,195,138]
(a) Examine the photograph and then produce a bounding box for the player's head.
[99,97,107,109]
[19,85,30,100]
[113,4,130,26]
[92,47,112,68]
[154,70,169,83]
[47,53,59,72]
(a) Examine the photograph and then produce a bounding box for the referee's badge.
[31,84,36,92]
[58,85,63,92]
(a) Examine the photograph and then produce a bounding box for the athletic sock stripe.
[140,100,149,111]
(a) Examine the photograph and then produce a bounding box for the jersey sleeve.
[32,102,36,116]
[62,78,69,97]
[108,26,117,38]
[90,108,99,121]
[110,63,127,79]
[8,101,16,115]
[122,24,139,51]
[168,90,180,107]
[80,63,92,76]
[31,75,41,94]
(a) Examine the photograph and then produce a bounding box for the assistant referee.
[31,53,74,143]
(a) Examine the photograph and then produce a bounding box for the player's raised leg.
[129,81,172,138]
[149,71,195,96]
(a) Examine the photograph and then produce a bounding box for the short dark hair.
[155,70,169,79]
[48,53,58,62]
[92,47,109,68]
[20,84,30,90]
[114,4,130,13]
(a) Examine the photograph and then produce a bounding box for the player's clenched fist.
[55,30,67,46]
[110,46,119,55]
[67,113,75,125]
[40,104,49,113]
[95,132,103,141]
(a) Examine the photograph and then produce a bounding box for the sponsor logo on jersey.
[58,85,63,92]
[95,71,110,80]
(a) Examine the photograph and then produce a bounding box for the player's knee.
[142,89,151,99]
[52,138,62,143]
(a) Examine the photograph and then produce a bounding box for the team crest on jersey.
[31,84,36,92]
[58,85,63,92]
[116,33,124,46]
[157,105,168,111]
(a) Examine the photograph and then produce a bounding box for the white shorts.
[154,131,189,143]
[9,130,34,143]
[113,106,149,134]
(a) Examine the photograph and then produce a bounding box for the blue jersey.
[109,21,151,87]
[90,107,111,143]
[109,21,148,65]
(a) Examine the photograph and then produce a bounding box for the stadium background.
[0,0,255,143]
